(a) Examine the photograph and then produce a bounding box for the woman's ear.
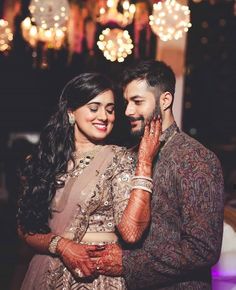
[160,92,173,111]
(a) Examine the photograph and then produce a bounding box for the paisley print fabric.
[123,122,224,290]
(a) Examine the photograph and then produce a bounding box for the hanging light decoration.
[149,0,191,41]
[29,0,70,31]
[23,0,69,49]
[97,0,136,27]
[21,17,66,50]
[21,17,38,48]
[97,28,133,62]
[0,19,13,52]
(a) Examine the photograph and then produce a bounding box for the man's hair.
[122,60,176,97]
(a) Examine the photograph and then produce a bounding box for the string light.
[97,28,133,62]
[0,19,13,52]
[149,0,191,41]
[97,0,136,27]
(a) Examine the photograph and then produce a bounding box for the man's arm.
[90,151,224,288]
[122,152,224,289]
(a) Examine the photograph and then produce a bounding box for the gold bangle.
[131,178,153,192]
[132,176,153,182]
[48,235,62,254]
[131,185,152,194]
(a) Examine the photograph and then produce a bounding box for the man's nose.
[125,103,135,116]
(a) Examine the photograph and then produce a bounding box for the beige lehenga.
[20,145,135,290]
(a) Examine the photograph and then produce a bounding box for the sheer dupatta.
[21,145,115,290]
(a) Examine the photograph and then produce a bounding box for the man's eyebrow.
[130,95,143,100]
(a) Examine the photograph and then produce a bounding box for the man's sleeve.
[122,152,224,289]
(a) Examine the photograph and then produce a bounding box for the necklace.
[67,145,103,178]
[72,145,103,160]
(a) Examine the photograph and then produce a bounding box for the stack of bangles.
[131,176,153,193]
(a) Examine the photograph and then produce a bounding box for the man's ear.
[160,92,173,111]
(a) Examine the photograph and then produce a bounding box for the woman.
[17,72,161,289]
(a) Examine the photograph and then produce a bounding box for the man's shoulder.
[171,131,219,163]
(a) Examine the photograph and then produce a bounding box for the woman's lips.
[93,123,107,131]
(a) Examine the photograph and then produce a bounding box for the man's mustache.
[127,116,144,122]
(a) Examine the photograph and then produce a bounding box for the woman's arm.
[18,227,96,277]
[17,226,55,254]
[117,119,161,243]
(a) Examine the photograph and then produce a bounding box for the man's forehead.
[124,79,157,97]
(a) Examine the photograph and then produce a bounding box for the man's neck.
[162,115,175,131]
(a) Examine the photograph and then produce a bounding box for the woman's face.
[71,89,115,143]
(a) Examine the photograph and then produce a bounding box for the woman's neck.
[74,140,100,153]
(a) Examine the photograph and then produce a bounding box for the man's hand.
[87,243,123,277]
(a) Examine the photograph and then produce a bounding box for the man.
[91,60,224,289]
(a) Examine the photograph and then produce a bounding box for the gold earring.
[68,114,75,125]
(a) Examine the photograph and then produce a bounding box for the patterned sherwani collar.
[159,121,179,143]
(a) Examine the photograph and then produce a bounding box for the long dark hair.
[17,73,114,234]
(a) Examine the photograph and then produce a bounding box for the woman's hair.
[17,73,114,234]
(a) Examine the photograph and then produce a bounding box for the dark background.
[0,0,236,289]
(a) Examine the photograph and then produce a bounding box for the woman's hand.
[57,238,96,278]
[87,244,123,277]
[138,117,162,165]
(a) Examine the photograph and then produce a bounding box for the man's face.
[124,79,159,137]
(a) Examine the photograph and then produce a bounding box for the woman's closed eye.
[88,103,114,114]
[88,105,99,112]
[106,105,115,114]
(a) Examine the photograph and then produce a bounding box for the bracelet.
[131,185,152,194]
[132,175,153,182]
[131,177,153,192]
[48,235,62,254]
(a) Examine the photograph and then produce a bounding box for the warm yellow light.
[21,16,67,49]
[97,28,133,62]
[29,0,69,30]
[149,0,191,41]
[0,19,13,52]
[97,0,135,27]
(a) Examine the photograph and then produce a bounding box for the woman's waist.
[80,232,118,244]
[62,230,118,244]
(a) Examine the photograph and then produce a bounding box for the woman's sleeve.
[111,149,136,225]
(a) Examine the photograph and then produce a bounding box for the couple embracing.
[18,60,224,290]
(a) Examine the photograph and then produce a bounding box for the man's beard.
[128,116,145,138]
[129,105,161,138]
